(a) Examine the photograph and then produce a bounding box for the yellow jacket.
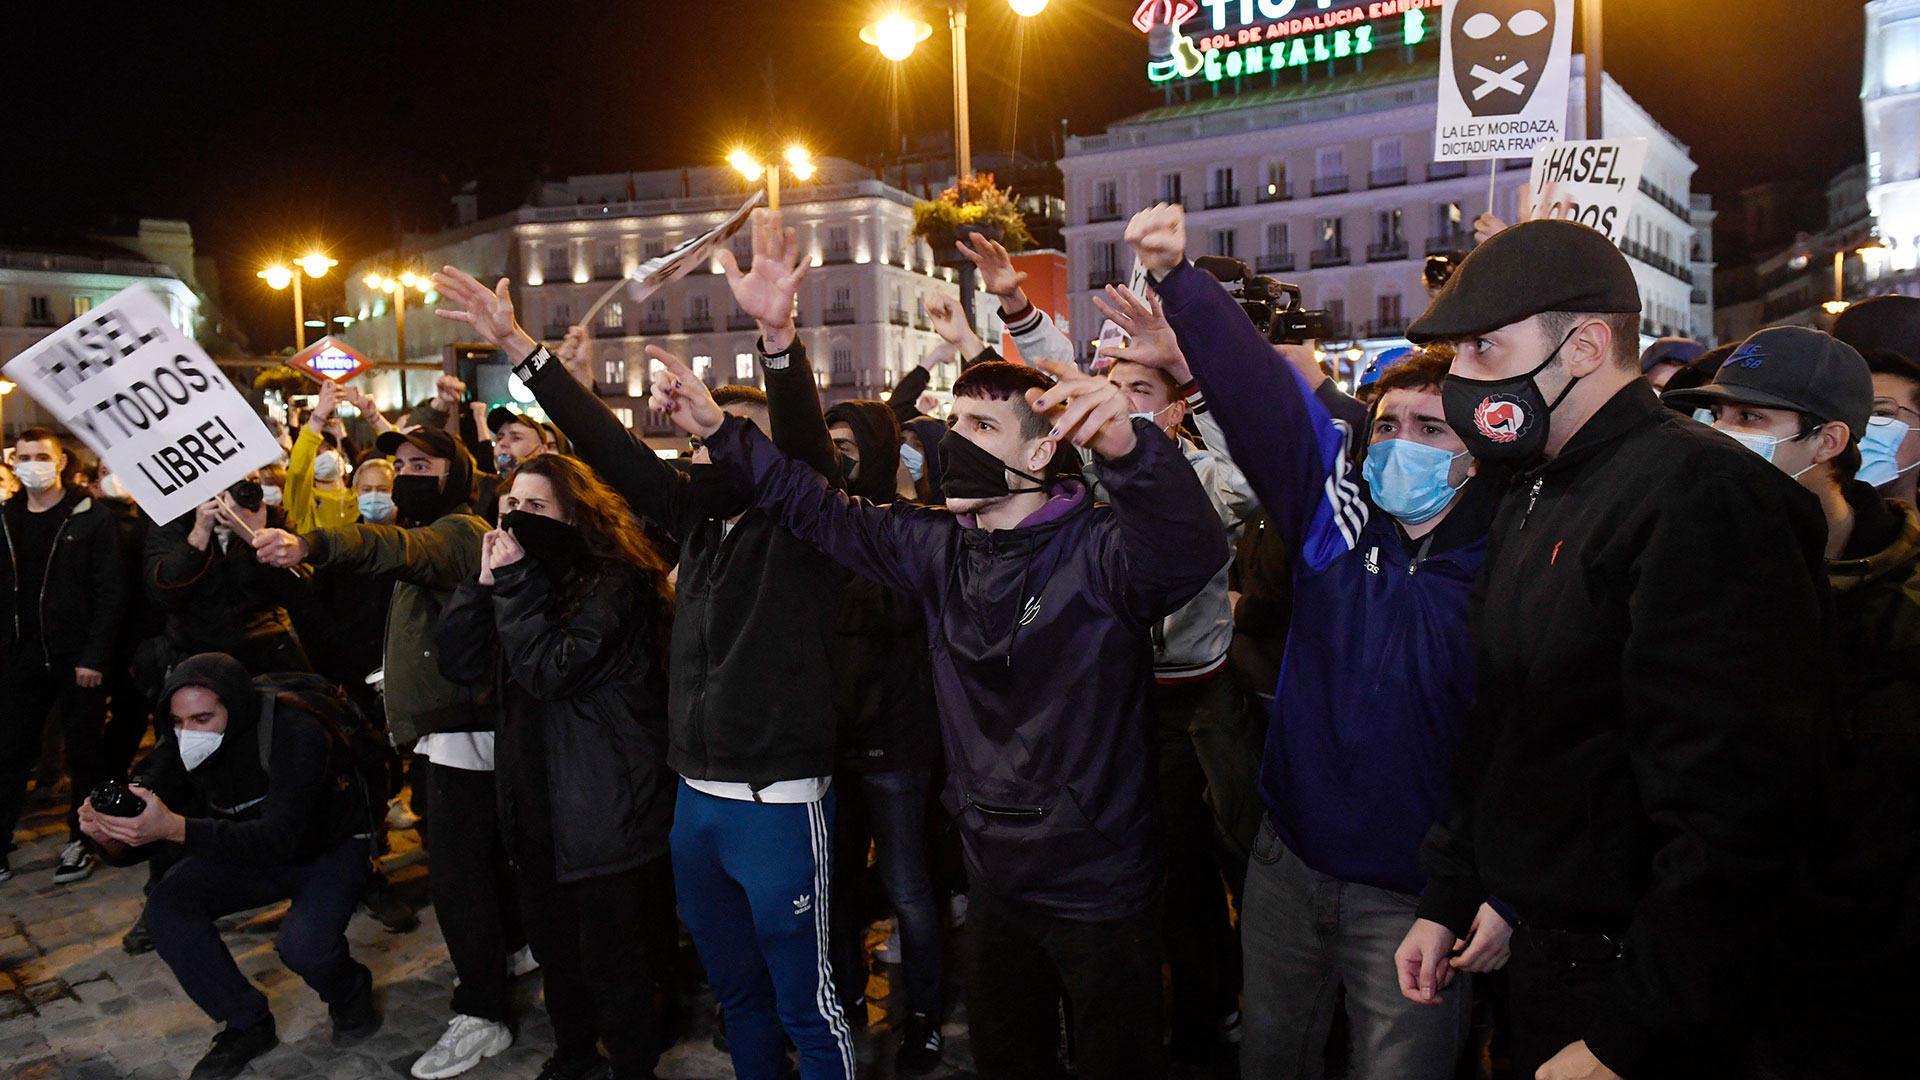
[287,426,361,533]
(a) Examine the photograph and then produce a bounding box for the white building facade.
[1865,0,1920,292]
[1062,56,1714,377]
[344,161,959,438]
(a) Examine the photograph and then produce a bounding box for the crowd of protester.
[1,199,1914,1080]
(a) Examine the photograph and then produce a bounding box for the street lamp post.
[862,1,1048,183]
[259,253,337,350]
[1585,0,1603,139]
[0,378,14,442]
[728,146,814,212]
[363,268,432,363]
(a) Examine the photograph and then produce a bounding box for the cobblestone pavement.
[2,785,978,1079]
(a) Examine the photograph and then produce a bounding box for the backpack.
[252,671,392,855]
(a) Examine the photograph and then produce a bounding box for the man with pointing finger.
[650,326,1229,1076]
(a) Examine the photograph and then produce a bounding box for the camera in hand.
[90,778,147,818]
[1195,255,1335,345]
[1425,251,1465,291]
[227,479,264,511]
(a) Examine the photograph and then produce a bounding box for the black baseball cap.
[487,406,569,454]
[1407,219,1641,344]
[1662,326,1873,439]
[376,425,461,461]
[1830,294,1920,361]
[1639,337,1705,374]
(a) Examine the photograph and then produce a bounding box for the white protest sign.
[1094,258,1154,371]
[1434,0,1574,162]
[1527,138,1649,244]
[3,286,279,525]
[579,191,766,327]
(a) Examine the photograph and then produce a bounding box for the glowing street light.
[861,1,1048,181]
[729,145,815,211]
[0,378,14,442]
[259,250,337,349]
[361,262,433,362]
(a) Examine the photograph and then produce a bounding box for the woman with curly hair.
[436,452,677,1080]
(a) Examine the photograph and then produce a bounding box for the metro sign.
[288,336,374,384]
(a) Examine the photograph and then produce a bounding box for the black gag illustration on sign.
[1451,0,1554,117]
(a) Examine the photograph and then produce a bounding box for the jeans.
[1240,816,1467,1080]
[962,886,1165,1080]
[671,781,855,1080]
[144,835,370,1027]
[423,762,517,1023]
[831,766,943,1020]
[0,649,107,849]
[517,854,675,1080]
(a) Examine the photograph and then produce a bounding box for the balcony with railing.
[1255,182,1294,203]
[1368,166,1407,189]
[593,262,624,280]
[1363,317,1408,338]
[728,311,759,331]
[915,312,931,331]
[1089,268,1126,289]
[640,317,671,335]
[1255,252,1296,274]
[1088,201,1123,223]
[592,321,625,338]
[823,305,857,325]
[683,314,714,333]
[1203,189,1241,210]
[889,306,911,326]
[1426,161,1469,182]
[544,321,574,339]
[822,246,854,266]
[1619,239,1694,284]
[1156,194,1187,209]
[1638,178,1691,220]
[1309,246,1351,268]
[1367,240,1409,262]
[544,262,571,284]
[1426,232,1473,255]
[1310,175,1350,197]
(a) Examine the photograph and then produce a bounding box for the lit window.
[602,302,624,330]
[693,355,713,380]
[736,352,755,379]
[72,296,93,320]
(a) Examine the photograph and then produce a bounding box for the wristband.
[1000,297,1034,324]
[513,344,552,383]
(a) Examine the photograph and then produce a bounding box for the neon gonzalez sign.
[1139,0,1447,85]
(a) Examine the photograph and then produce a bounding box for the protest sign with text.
[1434,0,1574,162]
[3,286,280,525]
[1527,138,1649,245]
[579,191,766,327]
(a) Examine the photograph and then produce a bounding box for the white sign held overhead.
[1527,138,1649,245]
[1434,0,1575,163]
[2,286,279,525]
[1094,258,1155,371]
[578,191,766,327]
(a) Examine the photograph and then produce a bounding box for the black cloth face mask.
[501,510,588,568]
[392,473,454,525]
[1441,325,1581,463]
[937,426,1048,500]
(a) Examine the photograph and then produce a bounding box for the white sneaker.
[52,841,95,884]
[410,1014,511,1079]
[507,945,540,978]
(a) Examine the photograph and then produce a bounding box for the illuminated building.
[1866,0,1920,287]
[1064,2,1714,377]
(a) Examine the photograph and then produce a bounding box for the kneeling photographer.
[80,652,381,1080]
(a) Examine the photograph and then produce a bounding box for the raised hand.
[1091,284,1189,382]
[717,208,810,351]
[556,324,594,386]
[1027,357,1137,460]
[645,346,726,439]
[433,267,539,359]
[956,235,1028,301]
[925,296,986,359]
[342,385,393,432]
[1473,179,1574,243]
[1124,203,1187,276]
[432,374,467,412]
[307,379,342,433]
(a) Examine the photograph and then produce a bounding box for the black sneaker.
[189,1015,278,1080]
[361,878,420,934]
[122,913,154,955]
[330,974,382,1046]
[532,1054,612,1080]
[896,1012,943,1076]
[52,840,95,884]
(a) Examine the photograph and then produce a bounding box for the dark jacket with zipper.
[523,343,845,785]
[437,558,674,883]
[1416,382,1833,1076]
[706,411,1229,921]
[1,491,124,672]
[131,654,368,867]
[147,504,311,660]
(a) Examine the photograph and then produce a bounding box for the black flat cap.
[1830,294,1920,361]
[1662,326,1873,439]
[1407,219,1641,344]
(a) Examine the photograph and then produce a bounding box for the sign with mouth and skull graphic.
[1433,0,1573,162]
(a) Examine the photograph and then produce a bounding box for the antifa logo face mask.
[1451,0,1556,117]
[937,426,1048,501]
[1441,326,1580,463]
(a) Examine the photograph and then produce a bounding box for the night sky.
[5,1,1865,351]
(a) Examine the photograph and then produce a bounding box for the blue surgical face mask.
[1858,416,1917,488]
[357,491,397,524]
[1362,438,1469,525]
[899,441,925,482]
[1720,427,1820,479]
[1692,408,1715,426]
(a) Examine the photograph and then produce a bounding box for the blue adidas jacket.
[1156,261,1487,895]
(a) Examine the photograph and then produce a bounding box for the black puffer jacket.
[437,557,673,883]
[0,491,124,671]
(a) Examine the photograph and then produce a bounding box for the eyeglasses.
[1872,400,1920,425]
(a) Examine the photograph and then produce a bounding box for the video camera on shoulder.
[1195,255,1334,345]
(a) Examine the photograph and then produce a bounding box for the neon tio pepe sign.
[1142,0,1447,85]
